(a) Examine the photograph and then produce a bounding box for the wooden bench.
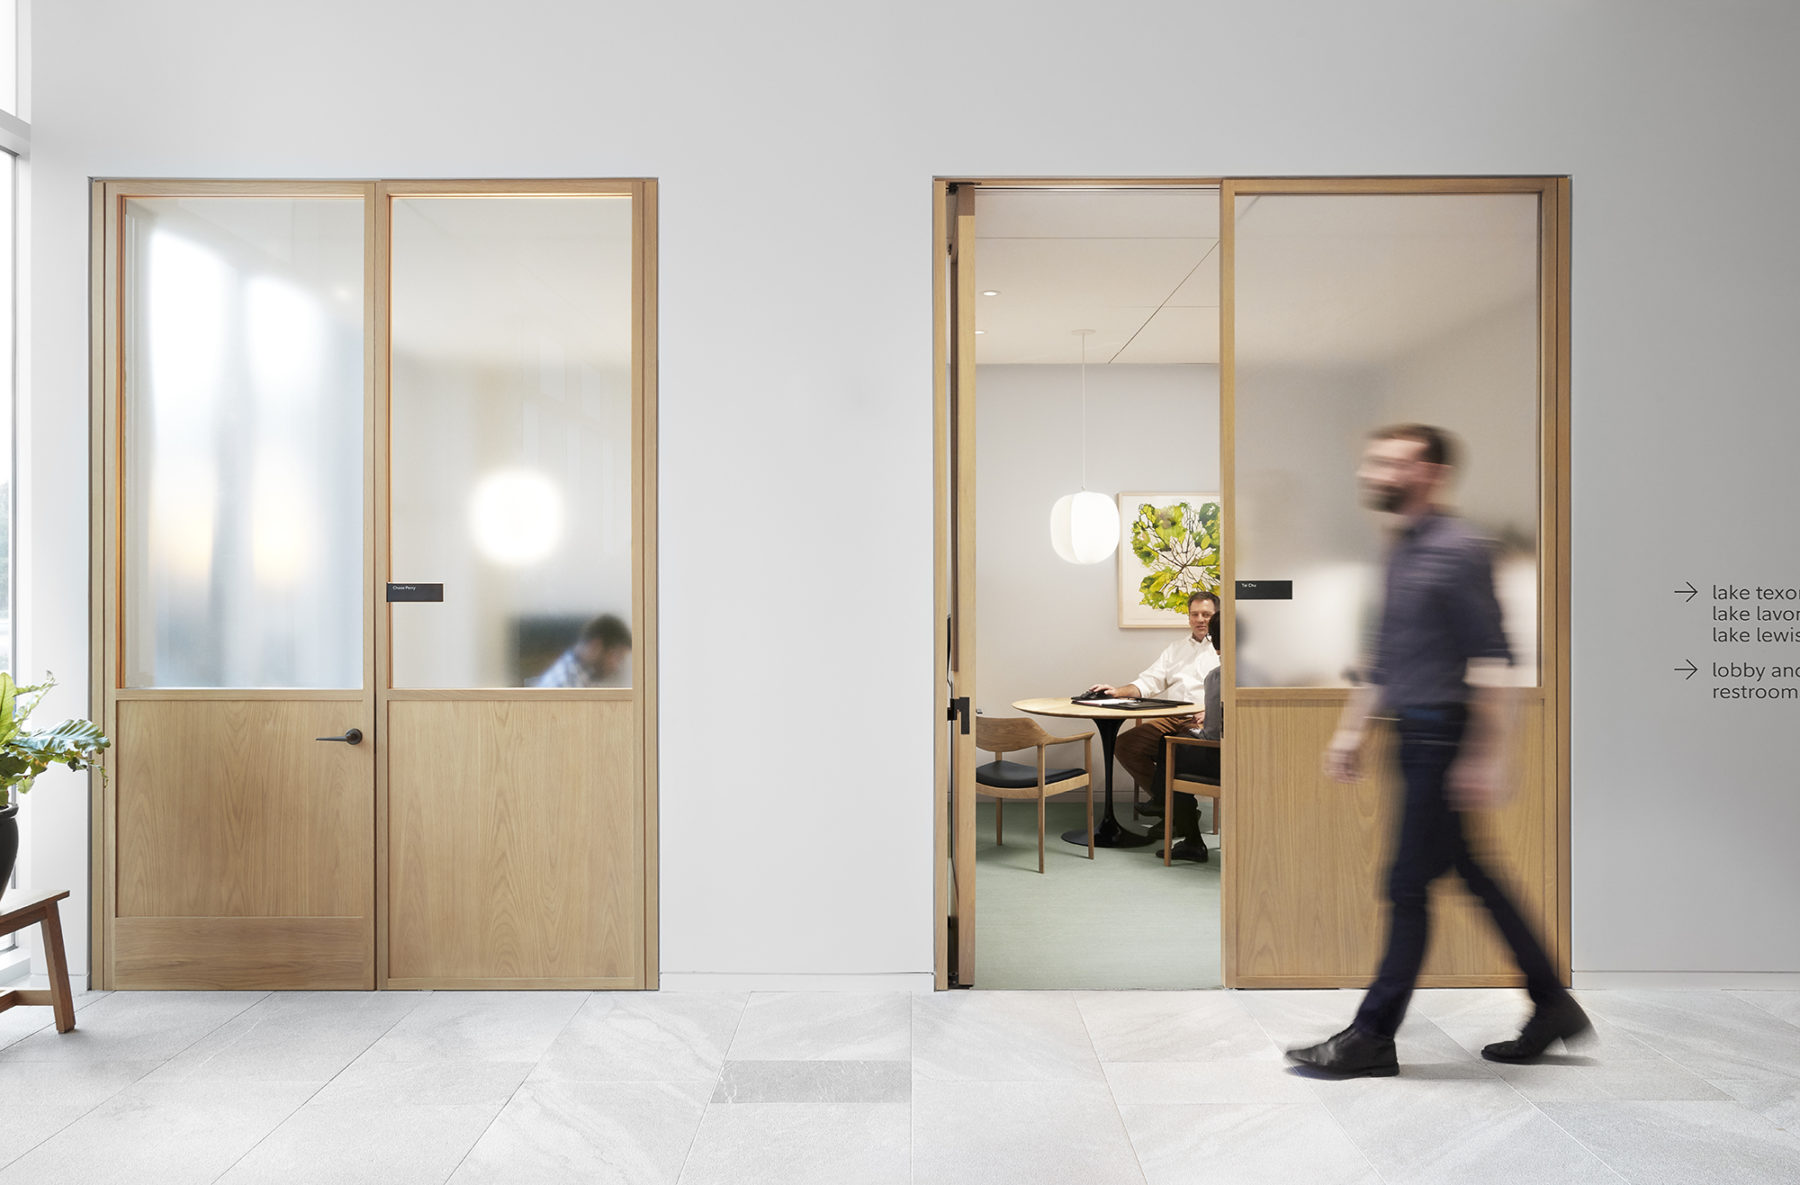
[0,889,76,1034]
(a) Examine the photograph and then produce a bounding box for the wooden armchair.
[1163,734,1221,867]
[974,716,1095,872]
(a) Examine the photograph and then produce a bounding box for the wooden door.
[377,182,656,989]
[936,184,981,986]
[94,179,659,992]
[96,182,379,989]
[112,699,375,986]
[1219,178,1570,987]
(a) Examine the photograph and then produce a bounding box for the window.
[2,0,25,937]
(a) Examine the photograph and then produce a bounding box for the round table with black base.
[1012,697,1201,850]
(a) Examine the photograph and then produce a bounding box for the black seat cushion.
[976,759,1085,789]
[1171,745,1220,785]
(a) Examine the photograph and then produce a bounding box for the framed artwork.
[1117,493,1223,628]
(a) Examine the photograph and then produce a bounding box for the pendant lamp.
[1050,330,1120,564]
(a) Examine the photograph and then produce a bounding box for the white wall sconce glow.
[469,468,564,566]
[1050,490,1120,564]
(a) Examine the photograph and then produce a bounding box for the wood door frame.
[939,184,981,986]
[89,179,660,990]
[931,177,1225,990]
[373,179,658,990]
[89,179,380,989]
[930,176,1571,991]
[1221,176,1570,988]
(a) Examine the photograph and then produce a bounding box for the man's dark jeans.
[1353,705,1565,1039]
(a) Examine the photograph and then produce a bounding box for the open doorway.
[935,176,1572,995]
[954,185,1226,989]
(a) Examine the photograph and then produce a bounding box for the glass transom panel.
[387,195,635,689]
[1232,192,1542,689]
[122,196,366,689]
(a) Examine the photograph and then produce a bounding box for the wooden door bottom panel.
[115,700,374,919]
[113,918,372,989]
[1232,699,1552,985]
[386,700,643,983]
[1234,972,1528,990]
[384,975,645,991]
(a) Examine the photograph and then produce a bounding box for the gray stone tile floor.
[1,985,1797,1183]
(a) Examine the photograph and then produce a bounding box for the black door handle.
[315,728,364,745]
[950,697,971,735]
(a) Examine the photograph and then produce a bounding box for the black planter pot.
[0,802,16,902]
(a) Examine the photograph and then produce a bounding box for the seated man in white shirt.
[1088,591,1219,848]
[530,614,632,688]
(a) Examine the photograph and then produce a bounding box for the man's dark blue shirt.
[1368,511,1513,709]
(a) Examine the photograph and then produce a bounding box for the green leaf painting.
[1124,496,1222,618]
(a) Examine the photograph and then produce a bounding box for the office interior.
[4,2,1800,1180]
[969,187,1229,989]
[956,183,1548,992]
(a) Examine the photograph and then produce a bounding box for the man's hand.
[1452,664,1516,810]
[1448,748,1508,810]
[1087,683,1117,696]
[1323,729,1364,783]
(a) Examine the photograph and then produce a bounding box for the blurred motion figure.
[1287,424,1588,1078]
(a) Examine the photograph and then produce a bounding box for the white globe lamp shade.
[1050,491,1120,564]
[469,468,565,567]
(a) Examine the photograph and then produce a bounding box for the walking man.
[1287,424,1588,1077]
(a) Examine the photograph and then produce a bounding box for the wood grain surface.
[111,699,375,988]
[116,700,373,920]
[386,699,642,985]
[1231,697,1549,987]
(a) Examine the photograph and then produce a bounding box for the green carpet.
[971,799,1222,990]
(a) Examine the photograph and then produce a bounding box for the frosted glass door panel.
[1233,193,1541,688]
[389,196,635,689]
[122,197,366,688]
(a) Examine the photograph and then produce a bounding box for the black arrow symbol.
[1675,581,1697,602]
[1675,659,1697,680]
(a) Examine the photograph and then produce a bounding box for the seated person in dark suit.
[1162,610,1223,863]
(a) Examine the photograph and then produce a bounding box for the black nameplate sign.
[386,583,444,603]
[1235,580,1293,601]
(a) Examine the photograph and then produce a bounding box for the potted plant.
[0,674,110,901]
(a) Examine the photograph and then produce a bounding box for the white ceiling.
[972,188,1539,369]
[973,189,1221,365]
[1232,193,1539,367]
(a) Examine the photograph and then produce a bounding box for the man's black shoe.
[1137,799,1164,818]
[1482,996,1592,1063]
[1286,1025,1398,1078]
[1158,839,1208,863]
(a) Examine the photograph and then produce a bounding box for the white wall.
[22,0,1800,981]
[975,363,1218,787]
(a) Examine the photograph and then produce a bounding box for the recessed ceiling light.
[981,290,1000,297]
[975,330,986,335]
